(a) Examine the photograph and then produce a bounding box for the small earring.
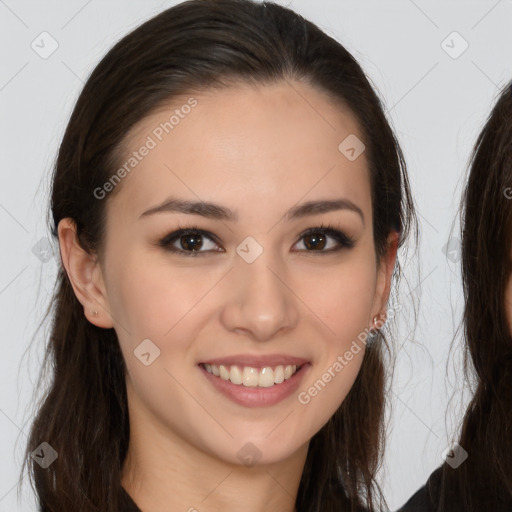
[367,314,384,347]
[92,310,99,317]
[369,315,379,333]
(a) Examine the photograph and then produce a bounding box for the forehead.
[107,80,371,221]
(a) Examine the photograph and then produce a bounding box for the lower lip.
[199,363,311,407]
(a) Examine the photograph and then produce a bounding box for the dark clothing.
[397,465,512,512]
[121,487,142,512]
[119,488,370,511]
[397,466,443,512]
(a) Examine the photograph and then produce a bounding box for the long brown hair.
[437,81,512,510]
[23,1,416,510]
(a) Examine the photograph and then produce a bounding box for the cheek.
[301,256,377,337]
[293,323,367,444]
[314,277,375,331]
[106,266,167,337]
[105,250,206,339]
[291,257,377,431]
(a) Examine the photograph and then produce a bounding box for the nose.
[219,249,299,342]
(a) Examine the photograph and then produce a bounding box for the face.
[61,80,396,468]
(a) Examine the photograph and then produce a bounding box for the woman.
[23,1,416,510]
[398,82,512,511]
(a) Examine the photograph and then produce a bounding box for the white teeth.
[229,365,243,385]
[258,367,274,388]
[203,363,301,387]
[274,365,284,384]
[242,366,259,387]
[219,365,230,380]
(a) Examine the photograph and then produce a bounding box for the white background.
[1,1,511,510]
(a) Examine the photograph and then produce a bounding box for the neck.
[121,388,307,512]
[122,440,305,512]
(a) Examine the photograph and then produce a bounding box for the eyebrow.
[139,197,364,224]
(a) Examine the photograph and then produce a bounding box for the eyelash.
[158,222,355,257]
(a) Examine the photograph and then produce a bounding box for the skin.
[58,80,398,512]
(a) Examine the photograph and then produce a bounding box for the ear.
[370,231,399,324]
[57,217,113,328]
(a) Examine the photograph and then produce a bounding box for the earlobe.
[57,218,114,329]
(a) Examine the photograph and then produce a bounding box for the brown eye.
[302,232,328,251]
[179,233,204,251]
[293,226,355,253]
[159,228,222,256]
[159,224,355,257]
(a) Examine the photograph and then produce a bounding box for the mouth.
[199,362,304,388]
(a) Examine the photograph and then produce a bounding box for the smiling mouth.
[199,363,303,387]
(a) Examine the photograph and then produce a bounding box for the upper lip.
[199,354,310,368]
